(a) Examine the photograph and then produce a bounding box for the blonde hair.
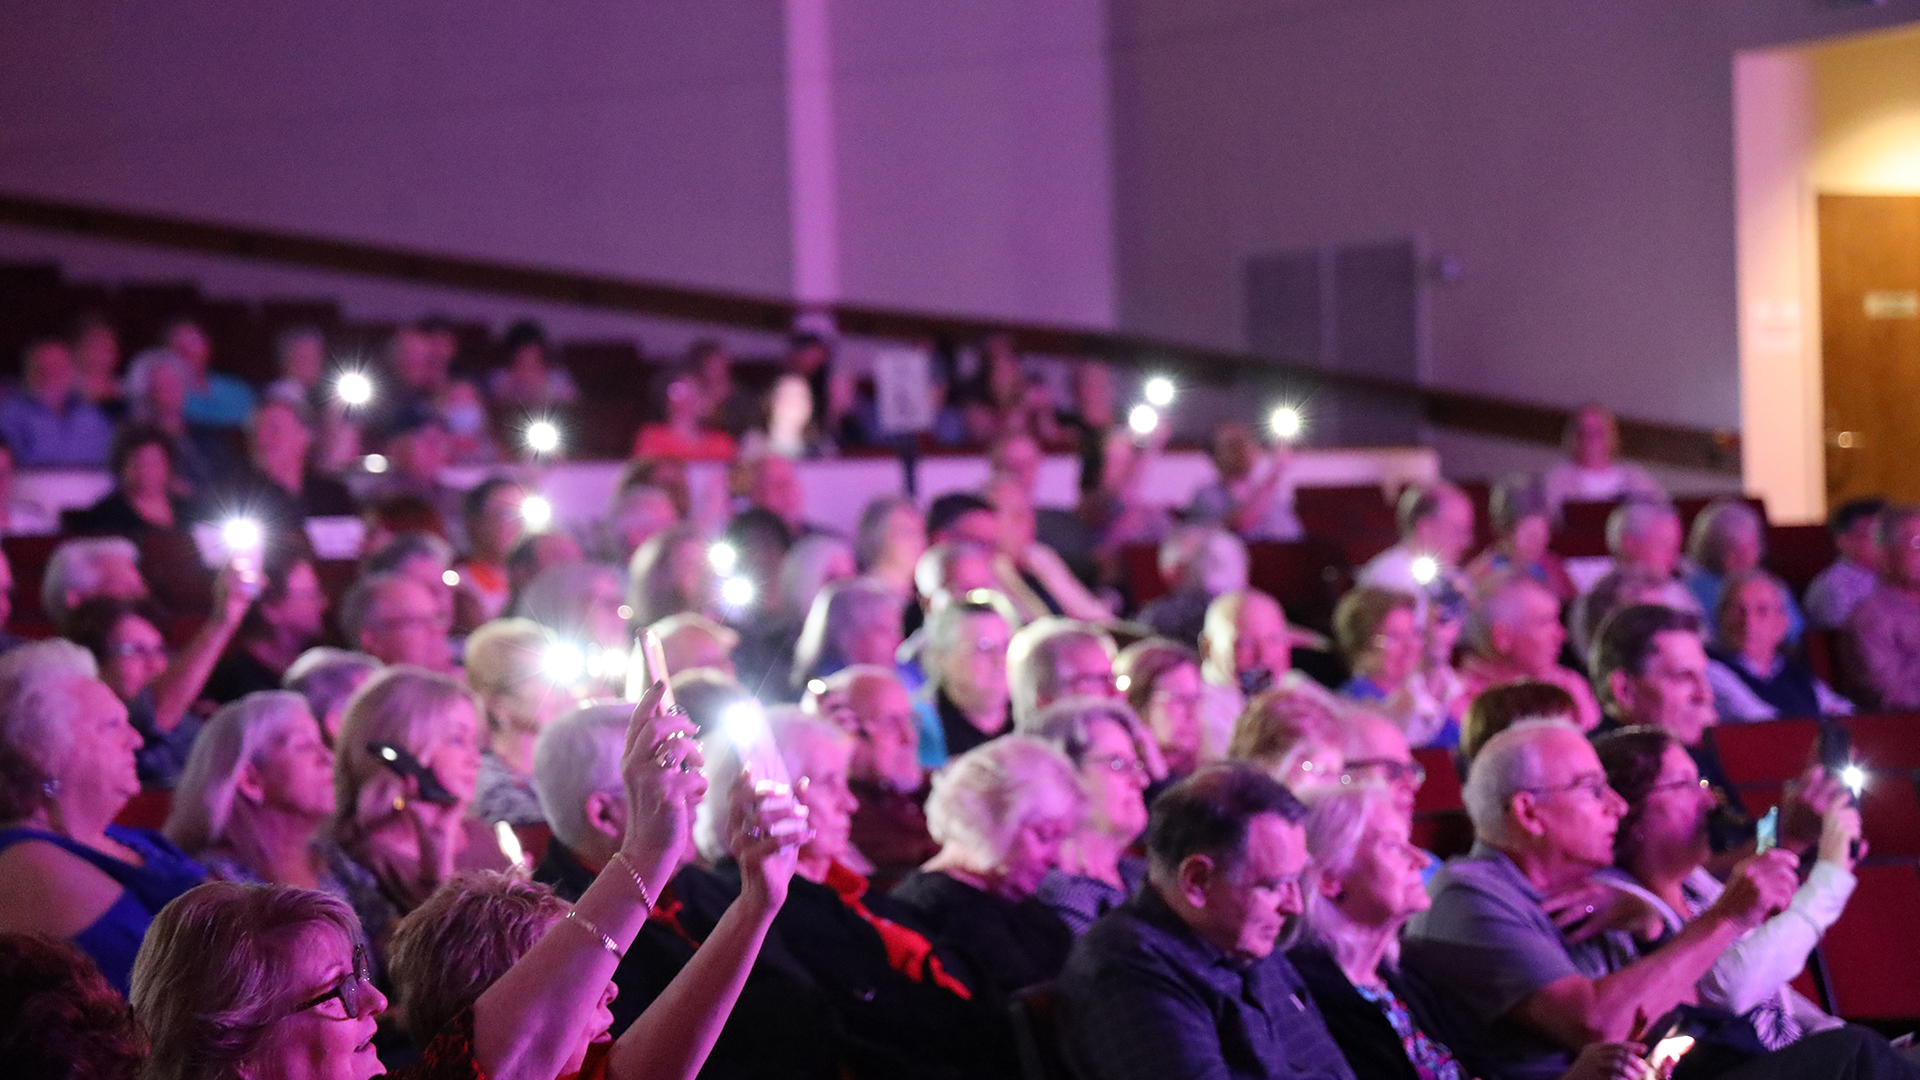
[387,872,569,1047]
[1228,686,1342,773]
[331,666,478,836]
[131,882,361,1080]
[923,735,1083,874]
[1301,786,1405,969]
[166,691,320,856]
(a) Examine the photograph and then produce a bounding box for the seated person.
[464,618,583,827]
[529,700,841,1075]
[1057,763,1355,1080]
[1842,503,1920,710]
[202,399,358,549]
[68,425,195,538]
[337,571,453,672]
[1292,785,1644,1080]
[1228,684,1347,798]
[789,576,904,697]
[856,495,928,601]
[1197,588,1342,761]
[926,491,1000,550]
[778,533,859,630]
[123,347,228,493]
[1333,586,1460,749]
[452,477,528,626]
[1358,482,1477,627]
[632,360,737,462]
[1705,571,1851,721]
[1403,720,1911,1080]
[1571,498,1699,658]
[914,595,1015,763]
[1466,474,1576,604]
[1007,617,1122,727]
[1020,696,1153,935]
[0,932,145,1080]
[485,318,579,410]
[69,310,125,412]
[161,318,255,430]
[981,474,1111,624]
[1460,681,1580,766]
[1079,425,1176,594]
[1540,404,1666,519]
[282,646,381,747]
[889,736,1080,1008]
[1591,604,1841,862]
[261,324,325,411]
[1116,637,1205,786]
[201,552,329,705]
[0,337,114,467]
[362,411,464,544]
[41,536,149,628]
[649,611,740,679]
[1804,497,1884,631]
[600,481,680,566]
[1135,525,1249,647]
[1596,726,1868,1053]
[625,522,715,628]
[166,690,345,894]
[736,452,815,540]
[1683,499,1803,644]
[1184,419,1303,541]
[514,562,629,696]
[0,640,206,994]
[806,665,937,887]
[1459,573,1603,731]
[64,566,255,789]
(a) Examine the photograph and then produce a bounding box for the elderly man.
[1460,574,1602,730]
[1403,721,1906,1080]
[1197,589,1340,763]
[0,337,114,467]
[1136,525,1249,646]
[811,665,938,889]
[1844,504,1920,710]
[337,571,452,671]
[1007,617,1119,726]
[1059,763,1354,1080]
[1571,498,1699,657]
[1360,482,1476,621]
[41,537,148,626]
[648,611,739,678]
[1185,420,1303,542]
[914,594,1015,764]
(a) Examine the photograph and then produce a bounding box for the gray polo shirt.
[1401,843,1641,1080]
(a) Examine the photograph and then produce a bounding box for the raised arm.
[150,562,255,731]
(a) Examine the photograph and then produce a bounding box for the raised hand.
[1707,848,1799,933]
[1817,800,1866,871]
[1779,765,1847,854]
[620,681,707,875]
[1560,1041,1655,1080]
[728,769,810,911]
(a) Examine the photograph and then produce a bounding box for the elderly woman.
[890,735,1080,1007]
[1334,586,1460,749]
[284,646,381,746]
[465,619,585,825]
[1228,684,1346,798]
[1290,787,1653,1080]
[327,666,506,947]
[1706,571,1851,722]
[1596,726,1861,1052]
[915,594,1015,764]
[1465,474,1576,604]
[690,709,989,1077]
[1117,637,1206,782]
[789,576,906,694]
[626,522,715,627]
[855,495,927,599]
[166,690,343,895]
[0,640,206,994]
[70,423,197,538]
[134,681,803,1080]
[63,563,256,788]
[1019,696,1152,935]
[203,551,330,705]
[1684,499,1804,644]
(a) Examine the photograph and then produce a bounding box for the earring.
[41,779,60,799]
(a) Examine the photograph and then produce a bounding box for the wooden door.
[1819,194,1920,506]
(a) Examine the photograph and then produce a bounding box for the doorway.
[1820,194,1920,505]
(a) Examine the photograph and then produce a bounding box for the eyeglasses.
[1060,672,1117,695]
[288,943,374,1020]
[110,641,169,661]
[1083,754,1149,779]
[1646,776,1712,797]
[1524,775,1614,802]
[1340,758,1427,788]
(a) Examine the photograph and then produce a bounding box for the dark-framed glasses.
[1084,754,1149,779]
[1340,757,1427,788]
[288,942,374,1020]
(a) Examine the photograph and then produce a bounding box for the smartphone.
[367,741,459,807]
[1755,806,1779,854]
[1648,1034,1696,1072]
[626,629,681,711]
[1818,723,1852,774]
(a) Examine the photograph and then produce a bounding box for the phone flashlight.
[1128,404,1160,437]
[1270,405,1304,441]
[525,418,561,455]
[1143,376,1176,408]
[542,641,587,685]
[721,698,791,788]
[1840,763,1867,797]
[720,575,756,610]
[709,542,738,575]
[1410,554,1440,586]
[334,370,374,408]
[222,517,264,579]
[521,494,554,532]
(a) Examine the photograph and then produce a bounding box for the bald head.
[1201,590,1291,687]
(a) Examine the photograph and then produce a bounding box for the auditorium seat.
[1120,543,1167,605]
[1707,718,1819,786]
[1552,500,1617,558]
[1009,984,1070,1080]
[114,788,173,831]
[1294,484,1397,567]
[1766,523,1836,600]
[1411,747,1472,859]
[1246,538,1350,636]
[1815,862,1920,1021]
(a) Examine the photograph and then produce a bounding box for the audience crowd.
[0,312,1916,1080]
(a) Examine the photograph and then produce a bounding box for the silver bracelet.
[565,908,624,960]
[608,851,656,911]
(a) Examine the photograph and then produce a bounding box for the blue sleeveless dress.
[0,824,206,995]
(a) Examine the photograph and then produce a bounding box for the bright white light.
[1840,763,1867,796]
[441,569,460,587]
[722,700,768,751]
[616,604,633,621]
[542,641,586,684]
[1270,405,1303,441]
[521,495,553,532]
[586,646,629,682]
[495,820,525,867]
[1128,404,1160,437]
[362,454,389,475]
[720,575,756,609]
[709,542,738,575]
[1144,376,1176,408]
[525,419,561,455]
[1410,555,1439,586]
[1115,674,1132,693]
[221,517,263,554]
[334,371,373,407]
[806,679,827,696]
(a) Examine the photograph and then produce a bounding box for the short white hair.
[693,704,825,863]
[1461,719,1578,843]
[42,537,140,624]
[1605,498,1678,555]
[923,735,1083,874]
[532,699,631,849]
[0,639,100,782]
[1006,618,1115,727]
[166,691,318,855]
[1301,785,1405,966]
[283,648,381,725]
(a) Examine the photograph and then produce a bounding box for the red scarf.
[823,861,971,999]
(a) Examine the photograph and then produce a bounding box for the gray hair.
[515,561,624,640]
[913,540,991,603]
[923,734,1083,874]
[283,648,381,728]
[0,640,100,803]
[532,700,631,849]
[789,576,900,689]
[1018,694,1153,769]
[166,691,319,855]
[1301,785,1406,967]
[42,536,140,624]
[1461,719,1577,843]
[364,531,455,576]
[1007,618,1116,726]
[336,572,411,647]
[777,533,856,620]
[1466,572,1552,657]
[694,706,846,863]
[1605,498,1678,556]
[855,495,917,574]
[1686,499,1764,575]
